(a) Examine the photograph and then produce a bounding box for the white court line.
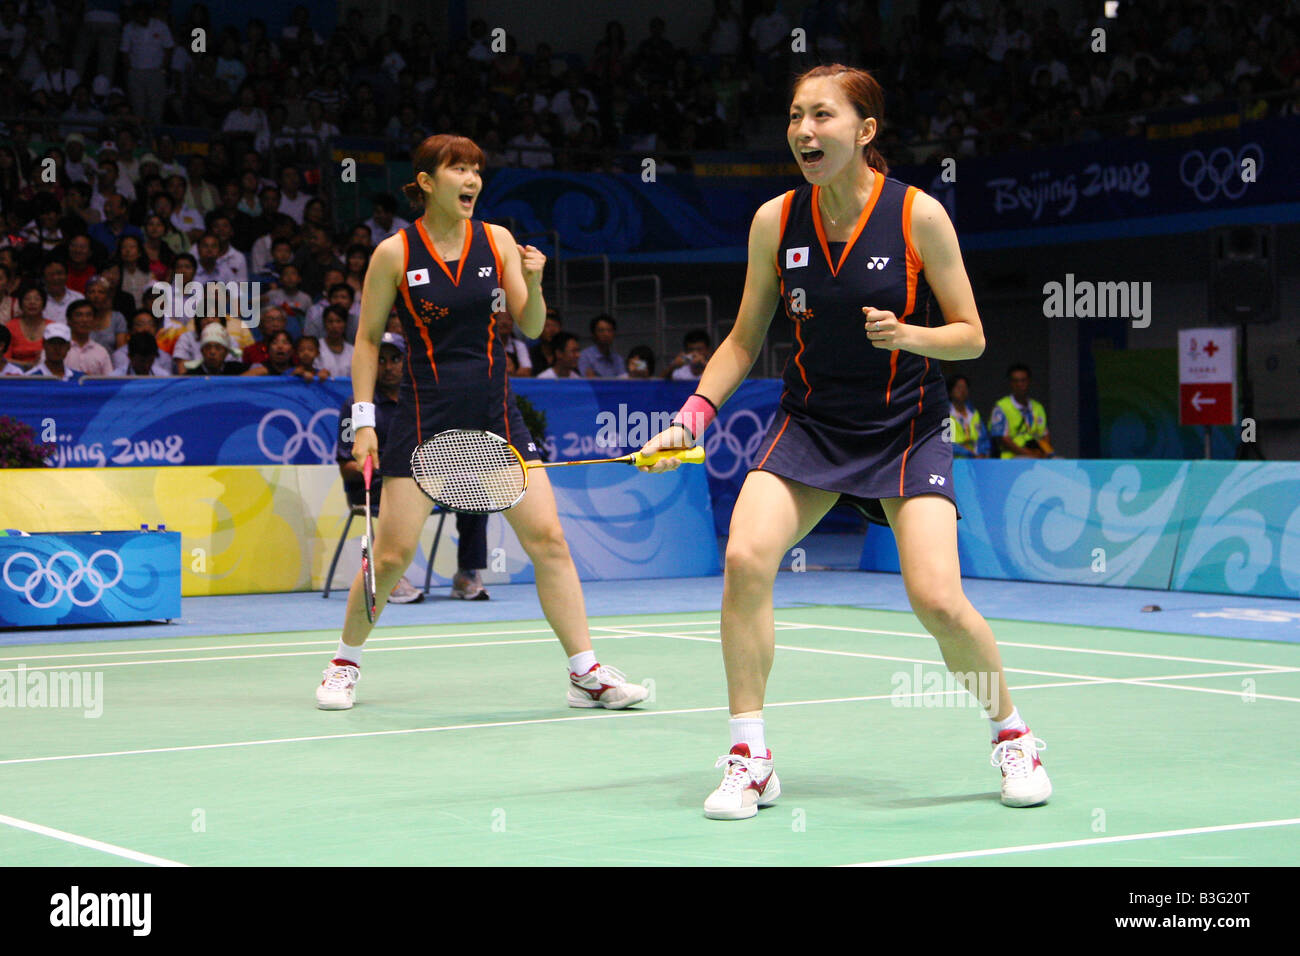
[0,618,727,664]
[772,619,1298,672]
[0,632,683,675]
[0,678,1102,768]
[0,812,187,867]
[602,627,1300,703]
[843,817,1300,867]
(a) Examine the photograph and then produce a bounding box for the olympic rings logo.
[3,549,124,608]
[704,408,778,480]
[1178,144,1261,203]
[256,408,339,464]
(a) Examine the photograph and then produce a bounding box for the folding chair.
[321,502,447,598]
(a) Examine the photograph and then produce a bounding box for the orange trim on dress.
[416,218,472,286]
[775,189,795,273]
[482,222,508,380]
[902,186,922,318]
[757,414,792,470]
[398,229,439,385]
[810,172,886,278]
[792,318,811,404]
[899,418,916,496]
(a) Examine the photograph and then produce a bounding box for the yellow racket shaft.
[527,446,706,469]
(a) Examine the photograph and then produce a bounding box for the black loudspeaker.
[1211,226,1275,323]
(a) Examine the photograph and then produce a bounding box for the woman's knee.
[374,544,416,579]
[520,520,570,564]
[724,535,783,585]
[907,586,967,632]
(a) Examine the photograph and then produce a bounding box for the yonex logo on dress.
[928,474,945,485]
[478,266,493,277]
[867,256,891,269]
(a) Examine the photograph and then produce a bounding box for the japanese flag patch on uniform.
[785,247,809,269]
[406,268,430,287]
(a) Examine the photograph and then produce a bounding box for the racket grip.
[362,454,373,488]
[634,446,706,467]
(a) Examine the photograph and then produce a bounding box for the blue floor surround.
[4,535,1297,647]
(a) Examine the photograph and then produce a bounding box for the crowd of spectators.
[1,0,1297,382]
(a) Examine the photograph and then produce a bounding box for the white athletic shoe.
[387,576,424,605]
[566,663,649,709]
[704,743,781,820]
[991,728,1052,807]
[450,570,489,601]
[316,659,360,710]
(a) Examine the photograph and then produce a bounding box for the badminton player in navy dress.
[642,66,1053,818]
[315,134,648,711]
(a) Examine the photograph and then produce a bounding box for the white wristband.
[351,402,376,429]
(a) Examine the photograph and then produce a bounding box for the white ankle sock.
[729,714,766,756]
[568,650,597,676]
[990,706,1027,740]
[335,640,362,666]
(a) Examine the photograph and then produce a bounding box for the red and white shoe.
[991,728,1052,807]
[316,659,360,710]
[704,743,781,820]
[566,663,649,709]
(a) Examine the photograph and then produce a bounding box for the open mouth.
[458,193,475,210]
[799,148,825,167]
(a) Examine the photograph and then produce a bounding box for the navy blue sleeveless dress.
[382,218,539,478]
[752,175,956,524]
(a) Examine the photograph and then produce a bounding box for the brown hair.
[790,64,888,175]
[402,134,487,208]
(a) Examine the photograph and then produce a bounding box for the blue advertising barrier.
[0,377,784,535]
[860,460,1300,599]
[0,531,181,628]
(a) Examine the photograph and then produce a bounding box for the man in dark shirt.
[335,332,493,602]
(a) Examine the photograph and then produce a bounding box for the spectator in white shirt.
[166,174,206,243]
[111,311,171,376]
[42,260,76,323]
[59,84,104,136]
[31,42,79,109]
[194,232,239,284]
[26,322,81,380]
[494,311,533,376]
[62,133,94,182]
[314,305,354,378]
[277,165,310,223]
[507,112,554,169]
[63,299,114,375]
[363,194,409,243]
[535,332,582,378]
[222,85,270,142]
[189,212,248,282]
[119,1,174,127]
[114,329,171,376]
[665,329,713,381]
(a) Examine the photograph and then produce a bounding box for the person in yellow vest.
[989,363,1055,458]
[947,374,990,457]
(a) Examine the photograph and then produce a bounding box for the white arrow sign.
[1191,391,1216,411]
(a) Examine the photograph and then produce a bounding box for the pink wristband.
[672,394,718,443]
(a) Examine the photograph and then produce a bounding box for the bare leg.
[881,494,1014,720]
[503,468,591,658]
[338,477,432,649]
[721,471,839,714]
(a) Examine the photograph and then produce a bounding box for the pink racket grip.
[672,393,719,444]
[362,455,374,489]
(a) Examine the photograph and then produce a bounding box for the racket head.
[409,429,528,513]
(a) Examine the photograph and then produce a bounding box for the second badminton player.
[316,133,649,712]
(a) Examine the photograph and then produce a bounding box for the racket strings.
[410,430,527,512]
